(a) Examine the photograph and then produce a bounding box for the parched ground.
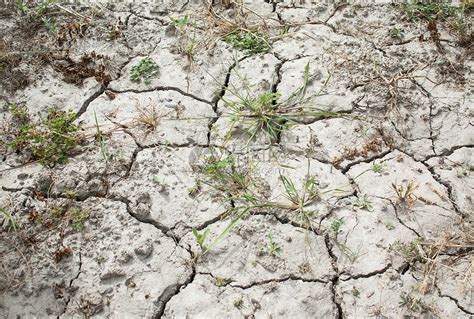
[0,0,473,318]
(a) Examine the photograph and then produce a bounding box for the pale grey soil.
[0,1,473,318]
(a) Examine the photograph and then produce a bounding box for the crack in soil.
[153,244,196,319]
[436,284,474,315]
[58,249,82,319]
[340,263,392,281]
[107,86,213,105]
[230,275,328,290]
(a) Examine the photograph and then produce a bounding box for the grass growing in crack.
[6,108,83,167]
[280,173,320,229]
[130,58,159,84]
[392,239,426,265]
[330,218,344,236]
[200,152,257,201]
[223,30,271,54]
[192,228,210,250]
[0,208,17,231]
[222,62,343,144]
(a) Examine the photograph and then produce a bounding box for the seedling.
[214,277,227,287]
[233,298,243,308]
[280,173,320,228]
[169,15,189,34]
[351,288,361,298]
[456,163,471,178]
[384,221,395,230]
[1,208,17,231]
[151,176,168,193]
[392,181,418,207]
[130,58,159,84]
[392,239,425,265]
[371,162,385,173]
[330,218,344,236]
[223,30,271,54]
[338,242,364,264]
[389,27,403,39]
[399,292,434,314]
[192,228,210,250]
[352,194,374,212]
[265,233,281,256]
[68,208,90,230]
[188,178,202,197]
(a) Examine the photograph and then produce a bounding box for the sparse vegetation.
[68,207,90,230]
[399,291,435,315]
[130,58,159,85]
[330,218,345,236]
[192,228,210,250]
[5,108,83,166]
[392,239,426,265]
[352,194,374,212]
[223,30,271,54]
[280,173,320,229]
[1,208,17,231]
[264,233,281,257]
[223,63,342,144]
[392,181,418,207]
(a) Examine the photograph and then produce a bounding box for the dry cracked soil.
[0,0,473,318]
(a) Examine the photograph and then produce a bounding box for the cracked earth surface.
[0,0,473,318]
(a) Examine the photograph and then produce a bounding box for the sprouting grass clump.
[6,108,82,166]
[130,58,159,84]
[223,30,271,54]
[223,63,343,144]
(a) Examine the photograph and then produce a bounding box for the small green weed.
[223,30,271,54]
[352,194,374,212]
[201,153,255,201]
[371,162,385,173]
[69,207,89,230]
[392,239,425,264]
[399,291,434,314]
[1,208,17,231]
[130,58,159,85]
[169,15,189,34]
[214,277,227,287]
[280,173,320,228]
[351,288,361,298]
[330,218,344,236]
[192,228,210,250]
[6,108,83,166]
[233,298,243,308]
[385,221,395,230]
[264,233,281,256]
